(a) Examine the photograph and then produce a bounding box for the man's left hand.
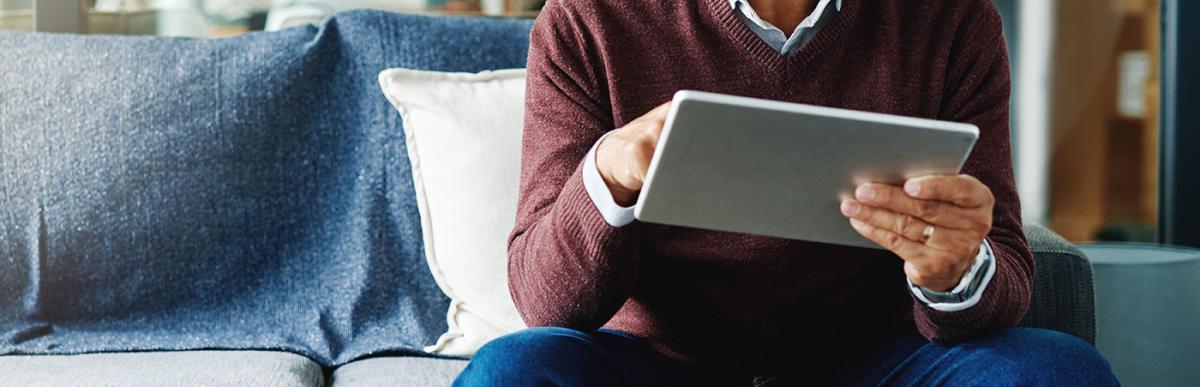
[840,175,995,292]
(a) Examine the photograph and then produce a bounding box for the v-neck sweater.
[508,0,1032,375]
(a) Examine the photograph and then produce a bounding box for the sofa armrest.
[1018,224,1096,344]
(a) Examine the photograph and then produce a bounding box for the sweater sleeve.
[506,1,642,330]
[912,2,1034,343]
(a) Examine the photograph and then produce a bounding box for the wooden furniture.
[1050,0,1160,242]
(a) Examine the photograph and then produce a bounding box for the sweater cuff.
[555,158,640,254]
[910,239,1021,343]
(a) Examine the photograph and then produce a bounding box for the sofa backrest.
[1020,224,1096,343]
[0,10,532,367]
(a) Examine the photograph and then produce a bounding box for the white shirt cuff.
[582,132,637,227]
[909,240,997,312]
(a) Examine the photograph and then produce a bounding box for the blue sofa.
[0,10,1094,386]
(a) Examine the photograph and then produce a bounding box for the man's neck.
[748,0,820,36]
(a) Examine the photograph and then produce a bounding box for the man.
[457,0,1118,385]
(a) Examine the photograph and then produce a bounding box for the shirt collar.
[727,0,842,55]
[727,0,843,11]
[727,0,843,26]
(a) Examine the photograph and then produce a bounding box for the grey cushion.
[331,357,469,387]
[1019,224,1096,344]
[0,351,324,387]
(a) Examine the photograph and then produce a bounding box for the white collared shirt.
[727,0,842,54]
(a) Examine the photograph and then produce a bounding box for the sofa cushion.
[330,357,469,387]
[0,351,323,387]
[0,10,533,367]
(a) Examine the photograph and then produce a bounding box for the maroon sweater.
[508,0,1032,374]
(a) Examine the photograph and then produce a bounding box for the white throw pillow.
[378,68,529,356]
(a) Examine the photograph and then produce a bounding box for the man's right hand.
[595,102,673,206]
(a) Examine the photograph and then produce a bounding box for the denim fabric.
[0,10,533,367]
[455,328,699,386]
[455,327,1119,386]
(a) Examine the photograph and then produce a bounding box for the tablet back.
[633,91,980,249]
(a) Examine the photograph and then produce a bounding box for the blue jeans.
[454,327,1118,386]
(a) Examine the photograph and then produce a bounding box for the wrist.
[913,241,993,305]
[922,278,962,293]
[922,249,980,291]
[939,262,974,292]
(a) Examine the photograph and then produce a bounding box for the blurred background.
[993,0,1162,245]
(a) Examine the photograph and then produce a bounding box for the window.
[999,0,1163,243]
[1160,0,1200,247]
[0,0,32,31]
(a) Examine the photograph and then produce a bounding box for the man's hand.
[840,175,995,292]
[595,102,672,206]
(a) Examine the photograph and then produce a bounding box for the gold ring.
[921,225,935,243]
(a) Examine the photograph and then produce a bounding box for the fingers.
[632,102,672,127]
[648,101,672,120]
[842,199,927,240]
[903,175,994,208]
[627,135,656,182]
[853,184,988,231]
[841,200,983,258]
[645,102,672,140]
[601,101,673,194]
[626,102,672,146]
[850,219,969,290]
[849,218,927,260]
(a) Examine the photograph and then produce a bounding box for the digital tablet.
[633,91,980,249]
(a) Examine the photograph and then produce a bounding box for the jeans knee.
[982,328,1117,385]
[454,327,598,386]
[476,327,584,361]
